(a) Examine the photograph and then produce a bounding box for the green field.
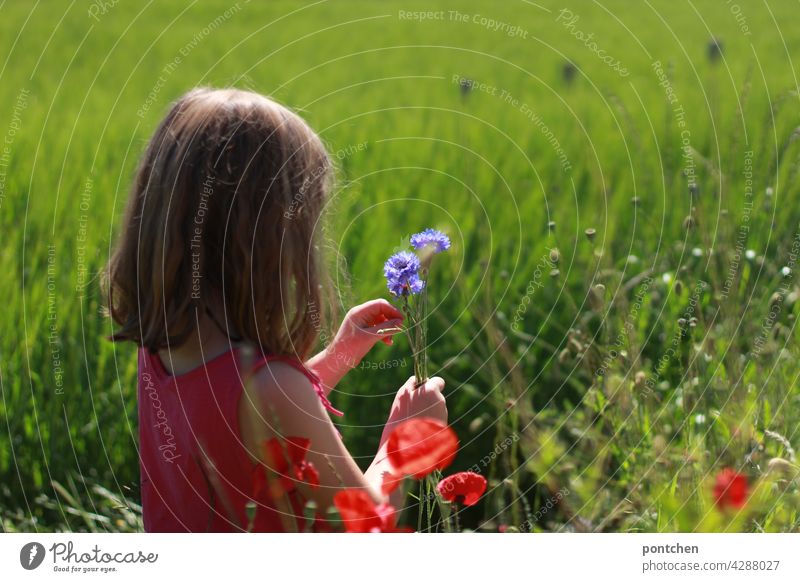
[1,0,799,532]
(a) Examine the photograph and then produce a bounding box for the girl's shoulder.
[250,354,342,417]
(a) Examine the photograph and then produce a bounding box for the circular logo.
[19,542,46,570]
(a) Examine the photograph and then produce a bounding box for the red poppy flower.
[437,471,487,506]
[713,468,748,510]
[386,418,459,479]
[381,471,405,495]
[333,489,412,533]
[260,436,320,493]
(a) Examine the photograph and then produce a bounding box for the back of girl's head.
[106,87,332,358]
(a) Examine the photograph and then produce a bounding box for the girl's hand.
[329,299,404,369]
[380,376,447,445]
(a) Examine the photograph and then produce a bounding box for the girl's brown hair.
[105,88,332,359]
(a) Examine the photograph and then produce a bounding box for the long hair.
[105,88,332,359]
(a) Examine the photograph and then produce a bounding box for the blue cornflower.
[410,228,451,254]
[383,251,420,279]
[387,273,425,297]
[384,251,424,296]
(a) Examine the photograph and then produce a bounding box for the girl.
[105,88,447,532]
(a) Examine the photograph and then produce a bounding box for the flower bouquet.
[382,228,451,386]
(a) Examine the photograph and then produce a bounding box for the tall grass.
[0,0,798,531]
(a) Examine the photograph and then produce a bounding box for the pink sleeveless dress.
[137,347,342,532]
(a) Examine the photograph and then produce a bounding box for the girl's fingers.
[423,377,445,392]
[368,319,404,336]
[357,299,404,321]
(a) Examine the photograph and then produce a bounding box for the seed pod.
[683,215,695,231]
[584,228,596,242]
[767,457,797,475]
[634,371,646,388]
[652,435,666,457]
[548,220,556,232]
[550,268,560,278]
[549,248,560,264]
[674,279,683,295]
[588,284,605,310]
[558,348,571,363]
[631,196,641,206]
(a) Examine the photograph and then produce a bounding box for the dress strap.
[251,354,344,417]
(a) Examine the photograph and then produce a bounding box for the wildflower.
[333,489,411,533]
[384,250,421,279]
[745,249,756,260]
[380,471,406,495]
[410,228,451,254]
[707,37,723,62]
[459,77,473,97]
[781,266,791,277]
[437,471,487,506]
[386,273,424,297]
[384,251,424,296]
[259,437,320,494]
[692,247,703,257]
[562,61,577,84]
[713,468,748,510]
[386,418,458,479]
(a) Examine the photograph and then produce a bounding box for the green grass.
[1,0,799,531]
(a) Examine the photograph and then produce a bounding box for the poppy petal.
[381,471,405,495]
[437,471,487,506]
[386,418,459,479]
